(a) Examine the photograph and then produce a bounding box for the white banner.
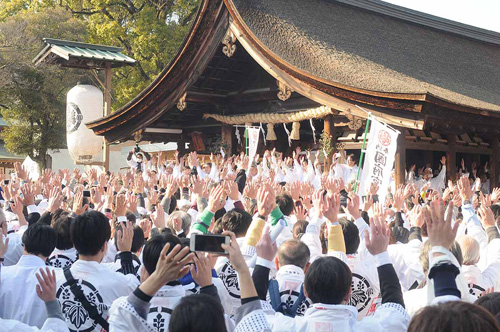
[358,118,399,204]
[247,127,260,172]
[22,156,40,181]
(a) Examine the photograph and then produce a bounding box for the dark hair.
[304,256,352,304]
[125,211,137,224]
[52,212,74,250]
[276,194,294,216]
[347,154,357,163]
[169,294,226,332]
[409,301,500,332]
[292,220,308,239]
[71,211,111,256]
[114,224,145,253]
[22,223,57,257]
[278,239,310,269]
[339,218,360,255]
[142,233,181,275]
[476,293,500,325]
[221,209,252,236]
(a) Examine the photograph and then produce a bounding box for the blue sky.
[384,0,500,33]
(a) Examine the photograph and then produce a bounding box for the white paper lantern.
[66,84,103,163]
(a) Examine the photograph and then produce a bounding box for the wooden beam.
[395,130,406,187]
[221,124,234,155]
[324,114,335,170]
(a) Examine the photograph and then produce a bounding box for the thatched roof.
[231,0,500,112]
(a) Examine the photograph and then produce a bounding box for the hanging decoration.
[283,123,292,147]
[235,127,241,145]
[259,123,266,145]
[66,84,103,164]
[266,123,277,141]
[310,119,317,144]
[203,106,333,124]
[290,122,300,140]
[277,80,293,101]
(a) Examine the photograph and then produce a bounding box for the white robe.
[0,317,69,332]
[54,260,140,332]
[267,302,409,332]
[0,255,55,328]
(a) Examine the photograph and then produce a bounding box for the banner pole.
[245,127,249,155]
[354,115,371,193]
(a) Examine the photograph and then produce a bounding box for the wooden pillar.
[323,114,335,171]
[221,124,234,155]
[102,63,112,171]
[447,134,457,181]
[178,133,187,156]
[395,130,406,187]
[491,138,499,190]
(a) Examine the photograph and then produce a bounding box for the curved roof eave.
[86,0,228,143]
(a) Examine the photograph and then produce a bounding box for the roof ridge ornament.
[222,30,237,58]
[277,80,293,101]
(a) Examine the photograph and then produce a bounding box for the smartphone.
[104,186,108,192]
[189,234,229,254]
[3,179,9,185]
[83,190,91,198]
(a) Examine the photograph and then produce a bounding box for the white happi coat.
[48,248,78,269]
[0,255,56,328]
[345,254,380,319]
[267,302,409,332]
[215,237,254,316]
[0,317,69,332]
[267,264,312,316]
[146,284,186,332]
[54,260,139,332]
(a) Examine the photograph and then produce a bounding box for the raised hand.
[20,183,34,206]
[257,184,276,218]
[47,187,63,213]
[35,268,57,302]
[293,204,307,221]
[190,253,213,288]
[225,181,239,201]
[14,162,28,181]
[491,188,500,204]
[393,186,404,211]
[73,192,89,216]
[127,194,138,213]
[114,194,127,216]
[323,193,340,223]
[408,205,425,228]
[221,231,247,273]
[243,180,258,200]
[478,195,495,228]
[208,185,226,213]
[151,209,166,229]
[426,199,457,249]
[347,193,361,220]
[116,221,134,252]
[139,243,194,296]
[457,175,473,202]
[365,214,390,255]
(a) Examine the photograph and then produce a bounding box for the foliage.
[57,0,201,110]
[0,7,88,168]
[319,130,333,157]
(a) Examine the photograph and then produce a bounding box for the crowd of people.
[1,146,500,332]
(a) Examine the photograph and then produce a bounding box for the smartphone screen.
[192,234,228,253]
[83,190,91,198]
[3,179,9,185]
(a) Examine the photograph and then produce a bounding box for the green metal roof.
[33,38,136,68]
